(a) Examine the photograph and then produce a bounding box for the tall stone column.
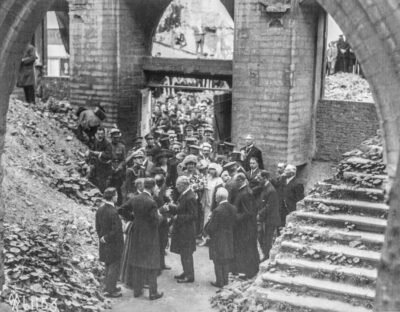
[69,0,147,143]
[232,0,322,170]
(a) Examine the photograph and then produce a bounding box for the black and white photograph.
[0,0,399,311]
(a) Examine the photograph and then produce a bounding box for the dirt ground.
[112,246,216,312]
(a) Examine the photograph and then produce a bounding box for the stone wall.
[315,99,379,161]
[41,77,70,100]
[232,0,322,170]
[69,0,120,129]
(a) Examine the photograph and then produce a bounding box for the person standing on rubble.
[17,44,37,104]
[77,103,107,147]
[95,187,124,298]
[108,128,126,205]
[87,127,112,192]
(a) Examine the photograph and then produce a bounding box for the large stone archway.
[1,0,400,309]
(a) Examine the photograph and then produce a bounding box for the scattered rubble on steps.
[211,135,387,312]
[324,73,373,103]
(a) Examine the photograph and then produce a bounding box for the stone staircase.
[248,137,387,312]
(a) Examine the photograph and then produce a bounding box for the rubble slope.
[0,99,110,311]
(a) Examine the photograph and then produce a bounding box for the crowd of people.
[88,91,305,300]
[326,34,360,76]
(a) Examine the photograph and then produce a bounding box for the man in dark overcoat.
[95,188,124,298]
[281,165,304,224]
[17,44,37,104]
[240,134,264,171]
[154,172,172,271]
[256,170,281,261]
[108,128,126,205]
[231,173,260,279]
[205,187,236,288]
[129,178,164,300]
[88,127,112,192]
[162,176,197,283]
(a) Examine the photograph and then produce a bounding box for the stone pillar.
[232,0,322,170]
[69,0,147,143]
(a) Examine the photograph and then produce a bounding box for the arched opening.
[152,0,234,59]
[1,1,400,311]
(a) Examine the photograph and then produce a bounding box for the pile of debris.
[325,73,374,102]
[210,276,257,312]
[1,220,109,312]
[54,176,103,206]
[34,97,78,131]
[7,99,101,207]
[338,136,387,189]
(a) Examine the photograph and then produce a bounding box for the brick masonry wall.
[315,99,379,161]
[233,0,292,169]
[69,0,120,129]
[69,0,148,145]
[233,0,320,170]
[287,4,321,165]
[41,77,70,100]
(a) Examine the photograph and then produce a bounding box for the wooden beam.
[142,56,233,79]
[147,83,232,92]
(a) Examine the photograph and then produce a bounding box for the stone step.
[281,241,380,266]
[292,211,387,233]
[342,171,387,188]
[262,271,375,301]
[303,197,388,216]
[288,224,384,248]
[253,288,372,312]
[275,257,377,286]
[317,182,385,200]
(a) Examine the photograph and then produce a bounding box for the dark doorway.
[213,92,232,142]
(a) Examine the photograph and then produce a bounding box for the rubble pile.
[34,97,78,131]
[211,135,387,312]
[325,73,374,102]
[0,98,109,311]
[338,136,386,188]
[54,176,102,206]
[1,220,109,312]
[210,277,256,312]
[7,98,100,206]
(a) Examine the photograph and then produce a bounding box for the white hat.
[285,164,297,174]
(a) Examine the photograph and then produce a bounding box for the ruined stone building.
[2,1,400,310]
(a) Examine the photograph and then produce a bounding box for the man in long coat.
[162,176,197,283]
[17,44,37,104]
[205,187,236,288]
[281,165,304,224]
[154,172,172,271]
[129,178,163,300]
[95,188,124,297]
[256,170,281,261]
[231,173,260,279]
[88,127,112,192]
